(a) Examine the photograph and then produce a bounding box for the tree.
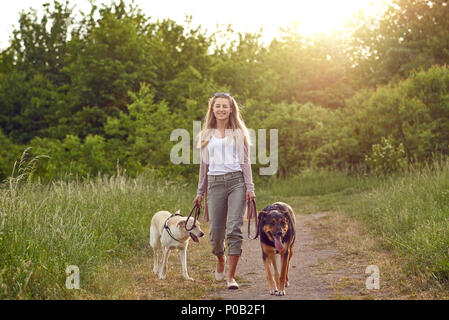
[62,2,157,138]
[9,1,73,85]
[104,83,178,175]
[0,1,73,143]
[348,0,449,87]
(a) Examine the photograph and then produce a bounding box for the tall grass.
[0,152,195,299]
[2,150,448,298]
[257,161,449,289]
[255,167,378,197]
[344,159,449,286]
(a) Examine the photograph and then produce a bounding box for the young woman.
[193,93,255,289]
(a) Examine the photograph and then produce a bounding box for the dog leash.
[247,199,259,240]
[185,204,201,231]
[164,213,183,243]
[185,202,257,238]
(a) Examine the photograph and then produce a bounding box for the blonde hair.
[196,95,252,150]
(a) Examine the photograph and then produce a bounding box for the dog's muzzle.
[189,231,204,243]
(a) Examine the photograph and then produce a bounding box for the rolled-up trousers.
[207,171,246,256]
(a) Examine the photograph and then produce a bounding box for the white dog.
[150,210,204,281]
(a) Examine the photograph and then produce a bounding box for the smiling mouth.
[189,233,200,243]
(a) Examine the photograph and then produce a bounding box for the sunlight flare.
[260,0,389,37]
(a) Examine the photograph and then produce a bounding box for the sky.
[0,0,388,50]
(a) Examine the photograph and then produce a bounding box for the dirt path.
[113,210,398,300]
[208,212,392,300]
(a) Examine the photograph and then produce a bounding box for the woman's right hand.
[193,195,202,208]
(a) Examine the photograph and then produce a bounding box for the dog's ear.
[258,210,268,222]
[178,220,186,227]
[281,210,292,226]
[175,209,181,215]
[281,209,289,219]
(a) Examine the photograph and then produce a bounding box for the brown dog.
[258,202,296,296]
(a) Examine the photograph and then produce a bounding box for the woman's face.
[213,97,232,121]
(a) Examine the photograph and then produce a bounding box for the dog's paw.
[184,275,194,281]
[276,290,286,296]
[158,273,166,280]
[270,289,278,295]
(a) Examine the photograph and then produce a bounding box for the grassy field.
[1,159,448,299]
[343,161,449,290]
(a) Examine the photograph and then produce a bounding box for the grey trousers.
[207,171,247,257]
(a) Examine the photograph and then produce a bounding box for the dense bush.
[0,129,22,180]
[1,0,449,181]
[365,137,408,176]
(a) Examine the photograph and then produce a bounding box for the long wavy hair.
[196,94,252,150]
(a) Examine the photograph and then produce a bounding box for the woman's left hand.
[246,191,256,201]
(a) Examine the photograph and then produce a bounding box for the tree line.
[1,0,449,181]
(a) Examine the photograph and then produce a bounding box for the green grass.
[342,160,449,286]
[0,170,196,299]
[277,161,449,291]
[254,167,379,213]
[1,158,448,298]
[257,162,449,291]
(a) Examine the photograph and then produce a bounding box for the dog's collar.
[164,214,184,243]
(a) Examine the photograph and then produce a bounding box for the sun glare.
[264,0,389,37]
[0,0,392,49]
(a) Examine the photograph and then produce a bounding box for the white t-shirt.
[207,135,243,175]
